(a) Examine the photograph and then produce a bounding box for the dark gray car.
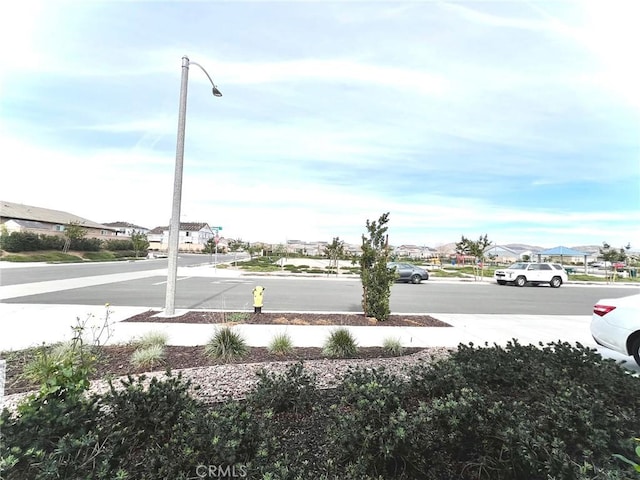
[387,262,429,284]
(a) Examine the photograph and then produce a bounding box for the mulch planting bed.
[122,310,451,327]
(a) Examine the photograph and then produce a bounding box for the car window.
[540,264,552,270]
[528,264,540,270]
[552,264,563,270]
[508,263,527,270]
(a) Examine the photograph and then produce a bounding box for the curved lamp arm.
[189,60,223,97]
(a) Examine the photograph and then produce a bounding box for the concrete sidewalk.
[0,301,596,350]
[1,303,638,373]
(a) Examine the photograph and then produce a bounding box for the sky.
[1,0,639,249]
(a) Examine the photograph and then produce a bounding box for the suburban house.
[286,240,330,256]
[0,200,117,239]
[484,245,520,263]
[147,222,215,252]
[102,221,150,237]
[393,244,437,259]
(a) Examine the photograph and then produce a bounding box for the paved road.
[0,253,242,286]
[1,262,638,314]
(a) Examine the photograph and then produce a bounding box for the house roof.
[149,223,211,233]
[102,221,149,230]
[0,200,115,231]
[5,219,49,229]
[537,246,588,256]
[485,245,519,255]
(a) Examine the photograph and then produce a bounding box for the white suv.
[494,262,568,288]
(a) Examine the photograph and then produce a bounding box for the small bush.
[268,332,294,355]
[133,330,169,348]
[382,337,405,355]
[103,239,134,251]
[130,344,166,369]
[205,327,249,362]
[323,328,358,358]
[22,342,77,384]
[226,312,250,323]
[21,340,96,399]
[69,237,101,252]
[247,362,317,413]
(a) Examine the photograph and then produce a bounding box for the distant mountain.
[571,245,602,254]
[504,243,544,253]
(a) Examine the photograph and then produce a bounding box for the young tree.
[247,243,263,259]
[455,234,491,279]
[325,236,345,275]
[130,230,150,258]
[359,213,396,321]
[600,242,627,279]
[227,238,247,252]
[203,238,216,255]
[63,222,87,253]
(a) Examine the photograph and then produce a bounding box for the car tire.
[549,276,562,288]
[515,276,526,287]
[497,280,506,285]
[410,274,422,284]
[632,336,640,367]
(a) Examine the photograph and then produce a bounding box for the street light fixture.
[165,55,222,316]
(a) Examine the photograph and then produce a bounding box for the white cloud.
[1,1,638,249]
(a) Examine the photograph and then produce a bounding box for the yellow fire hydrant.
[253,285,265,314]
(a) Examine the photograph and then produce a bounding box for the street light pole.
[165,55,222,316]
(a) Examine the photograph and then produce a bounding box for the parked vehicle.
[387,262,429,284]
[493,262,567,288]
[591,293,640,366]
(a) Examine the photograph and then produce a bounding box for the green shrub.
[327,367,409,475]
[130,344,166,369]
[247,362,317,414]
[267,332,294,355]
[69,237,101,251]
[205,327,249,362]
[22,341,77,382]
[21,339,97,399]
[113,375,277,475]
[38,234,66,250]
[103,238,134,251]
[1,231,41,252]
[382,337,404,355]
[323,328,358,358]
[0,389,102,479]
[613,437,640,474]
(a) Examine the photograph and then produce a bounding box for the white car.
[493,262,568,288]
[591,293,640,366]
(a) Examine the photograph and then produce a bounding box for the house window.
[55,225,65,232]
